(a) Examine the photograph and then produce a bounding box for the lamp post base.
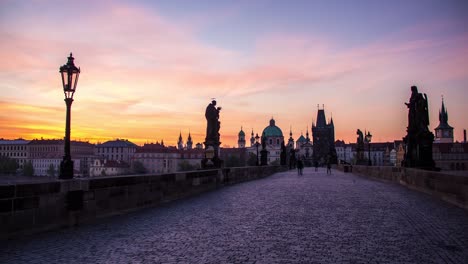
[59,158,74,179]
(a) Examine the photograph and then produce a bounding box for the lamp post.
[59,53,80,179]
[365,131,372,166]
[255,133,260,166]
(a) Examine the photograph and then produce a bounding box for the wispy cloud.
[0,1,467,145]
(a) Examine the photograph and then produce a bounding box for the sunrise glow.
[1,1,467,146]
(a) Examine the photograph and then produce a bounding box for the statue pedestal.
[201,141,223,169]
[403,130,436,170]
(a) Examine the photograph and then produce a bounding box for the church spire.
[439,96,448,124]
[250,128,255,147]
[288,126,295,148]
[434,96,454,143]
[186,130,193,150]
[238,126,246,148]
[177,131,184,150]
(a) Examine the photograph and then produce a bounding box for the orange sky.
[1,1,467,147]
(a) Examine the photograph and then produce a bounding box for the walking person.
[297,158,304,176]
[326,160,332,175]
[314,160,319,172]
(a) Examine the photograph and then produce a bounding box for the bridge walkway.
[1,168,468,263]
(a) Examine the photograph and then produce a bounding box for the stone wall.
[338,164,468,210]
[0,166,286,239]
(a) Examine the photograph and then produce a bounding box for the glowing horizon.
[1,1,467,147]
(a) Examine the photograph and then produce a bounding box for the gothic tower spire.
[177,131,184,150]
[434,96,454,143]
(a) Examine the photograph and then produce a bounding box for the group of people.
[296,159,332,175]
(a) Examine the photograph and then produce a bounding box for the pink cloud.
[1,2,467,145]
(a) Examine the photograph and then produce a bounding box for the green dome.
[297,135,306,142]
[238,128,245,136]
[262,119,283,137]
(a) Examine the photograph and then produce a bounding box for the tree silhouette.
[47,164,56,177]
[23,161,34,176]
[0,156,19,175]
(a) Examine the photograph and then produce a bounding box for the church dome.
[238,128,245,136]
[262,118,283,137]
[297,135,306,143]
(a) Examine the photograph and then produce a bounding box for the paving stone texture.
[1,168,468,263]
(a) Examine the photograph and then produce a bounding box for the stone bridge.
[1,168,468,263]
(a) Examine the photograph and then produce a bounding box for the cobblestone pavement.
[2,168,468,263]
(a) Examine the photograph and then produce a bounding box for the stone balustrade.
[0,166,286,239]
[338,164,468,210]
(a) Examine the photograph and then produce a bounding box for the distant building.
[395,141,405,167]
[336,140,402,167]
[287,128,295,149]
[312,107,336,164]
[177,132,199,151]
[89,159,130,177]
[365,142,394,166]
[335,141,358,165]
[261,118,285,164]
[220,147,248,167]
[296,133,306,149]
[334,139,468,171]
[433,143,468,171]
[186,132,193,150]
[95,139,137,163]
[434,97,454,143]
[238,127,246,148]
[0,139,30,169]
[28,139,94,177]
[296,129,313,165]
[177,132,184,150]
[179,148,204,170]
[133,143,180,174]
[249,129,256,147]
[245,118,285,165]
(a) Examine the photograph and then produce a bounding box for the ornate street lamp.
[59,53,80,179]
[255,133,260,166]
[365,130,372,166]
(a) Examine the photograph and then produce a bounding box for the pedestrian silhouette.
[297,159,304,176]
[326,160,332,175]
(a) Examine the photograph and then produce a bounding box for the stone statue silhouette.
[202,99,223,169]
[205,100,221,143]
[356,129,365,164]
[405,86,429,133]
[356,129,364,147]
[403,85,435,169]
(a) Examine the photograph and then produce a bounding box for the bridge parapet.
[0,166,286,240]
[337,165,468,210]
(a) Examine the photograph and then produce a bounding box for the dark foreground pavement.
[1,168,468,263]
